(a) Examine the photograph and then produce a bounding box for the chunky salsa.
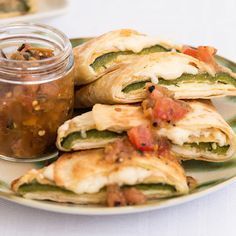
[0,44,74,158]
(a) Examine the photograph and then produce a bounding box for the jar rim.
[0,22,72,79]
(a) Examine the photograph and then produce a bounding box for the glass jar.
[0,23,74,161]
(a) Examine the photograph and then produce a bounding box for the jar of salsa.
[0,23,74,161]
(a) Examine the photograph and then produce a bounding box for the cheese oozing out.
[42,166,158,194]
[75,167,152,194]
[157,127,227,147]
[132,52,219,83]
[105,35,178,53]
[42,164,54,181]
[134,53,199,81]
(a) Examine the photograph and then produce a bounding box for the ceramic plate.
[0,0,68,25]
[0,38,236,215]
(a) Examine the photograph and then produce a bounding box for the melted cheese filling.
[157,127,227,147]
[77,167,152,194]
[42,167,156,194]
[106,35,178,53]
[42,164,54,181]
[134,54,199,81]
[109,167,151,186]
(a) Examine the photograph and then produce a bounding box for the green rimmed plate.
[0,39,236,215]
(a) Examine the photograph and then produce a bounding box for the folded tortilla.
[75,52,236,108]
[58,100,236,162]
[73,29,182,85]
[11,149,189,205]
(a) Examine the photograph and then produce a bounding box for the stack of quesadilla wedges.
[12,29,236,207]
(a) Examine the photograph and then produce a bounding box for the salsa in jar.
[0,23,74,160]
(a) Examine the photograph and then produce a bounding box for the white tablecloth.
[1,0,236,235]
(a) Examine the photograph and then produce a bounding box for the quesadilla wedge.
[75,52,236,108]
[57,100,236,162]
[11,142,189,206]
[73,29,182,85]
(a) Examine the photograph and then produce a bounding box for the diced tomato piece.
[183,45,217,66]
[144,85,189,123]
[182,47,198,58]
[197,46,217,65]
[127,125,154,151]
[153,96,188,122]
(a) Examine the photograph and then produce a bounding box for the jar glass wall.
[0,23,74,161]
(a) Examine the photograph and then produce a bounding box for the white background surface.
[1,0,236,235]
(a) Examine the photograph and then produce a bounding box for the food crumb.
[211,143,217,150]
[117,157,124,163]
[32,100,38,106]
[34,105,41,111]
[38,130,46,136]
[187,176,198,190]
